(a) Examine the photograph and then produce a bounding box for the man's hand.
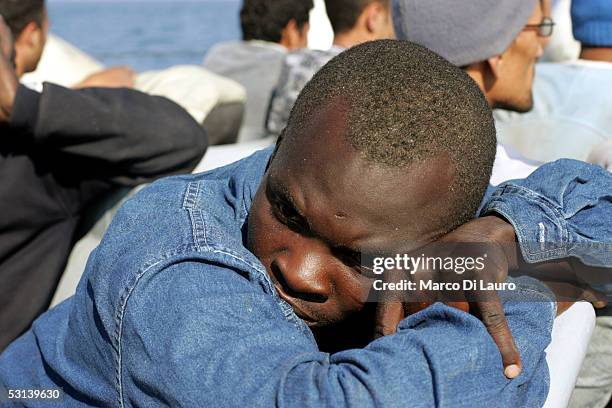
[374,215,609,380]
[74,66,136,89]
[440,217,524,379]
[374,216,523,378]
[0,16,18,123]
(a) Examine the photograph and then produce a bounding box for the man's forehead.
[268,143,457,252]
[267,90,461,249]
[277,95,351,161]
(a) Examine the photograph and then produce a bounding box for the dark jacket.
[0,83,208,350]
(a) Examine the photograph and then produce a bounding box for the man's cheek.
[246,196,267,254]
[247,200,282,258]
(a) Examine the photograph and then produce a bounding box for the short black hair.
[240,0,313,43]
[0,0,45,38]
[285,40,497,229]
[325,0,390,35]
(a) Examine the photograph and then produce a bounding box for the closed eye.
[332,247,378,279]
[266,179,310,233]
[273,200,308,232]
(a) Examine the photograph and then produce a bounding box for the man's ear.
[16,22,44,52]
[280,19,309,51]
[486,55,503,80]
[364,2,385,34]
[14,21,45,75]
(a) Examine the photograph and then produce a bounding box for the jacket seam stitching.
[183,181,208,250]
[113,244,198,407]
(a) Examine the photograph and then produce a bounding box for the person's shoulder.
[81,149,273,320]
[277,48,338,92]
[97,146,272,265]
[206,41,243,55]
[285,48,339,68]
[94,173,209,270]
[206,41,283,60]
[536,61,612,99]
[203,41,244,67]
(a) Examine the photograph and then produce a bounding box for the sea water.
[48,0,242,72]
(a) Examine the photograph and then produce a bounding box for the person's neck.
[580,47,612,63]
[464,62,495,108]
[332,30,371,49]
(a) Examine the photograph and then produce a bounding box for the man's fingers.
[542,281,608,314]
[593,299,608,309]
[582,287,608,309]
[374,300,404,339]
[470,295,522,379]
[374,268,411,338]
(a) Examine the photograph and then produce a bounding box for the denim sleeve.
[481,159,612,267]
[121,261,554,408]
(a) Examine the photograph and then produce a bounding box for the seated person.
[2,40,612,407]
[0,0,135,88]
[394,0,553,184]
[0,0,246,145]
[266,0,395,137]
[396,2,612,405]
[204,0,313,142]
[0,18,208,351]
[494,0,612,163]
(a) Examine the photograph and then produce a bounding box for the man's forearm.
[276,279,554,408]
[481,159,612,268]
[10,83,208,185]
[120,261,554,407]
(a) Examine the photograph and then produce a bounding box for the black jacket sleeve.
[11,83,208,186]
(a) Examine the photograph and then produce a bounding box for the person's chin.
[493,95,534,113]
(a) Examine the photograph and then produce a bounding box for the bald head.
[283,40,497,230]
[248,40,497,328]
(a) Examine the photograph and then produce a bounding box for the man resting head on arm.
[1,40,559,407]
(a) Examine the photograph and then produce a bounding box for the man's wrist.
[480,215,520,271]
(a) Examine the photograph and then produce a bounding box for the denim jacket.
[2,147,612,408]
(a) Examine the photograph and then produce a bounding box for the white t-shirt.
[491,144,540,186]
[494,60,612,163]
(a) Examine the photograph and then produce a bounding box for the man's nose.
[272,246,333,303]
